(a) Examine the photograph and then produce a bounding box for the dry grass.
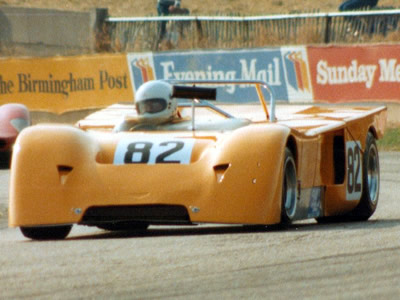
[0,0,398,16]
[378,128,400,150]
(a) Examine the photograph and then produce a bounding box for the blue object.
[339,0,379,11]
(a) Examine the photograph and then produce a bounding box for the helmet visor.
[136,98,167,114]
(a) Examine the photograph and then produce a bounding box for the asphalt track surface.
[0,152,400,299]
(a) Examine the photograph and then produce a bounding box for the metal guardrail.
[105,9,400,52]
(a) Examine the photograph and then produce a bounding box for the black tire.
[97,222,149,231]
[0,151,11,169]
[20,225,72,240]
[281,148,297,224]
[348,132,380,220]
[317,132,379,223]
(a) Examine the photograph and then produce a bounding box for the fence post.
[94,8,111,52]
[195,18,203,44]
[324,14,332,43]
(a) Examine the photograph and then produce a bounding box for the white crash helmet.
[135,80,177,124]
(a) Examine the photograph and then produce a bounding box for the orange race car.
[9,80,386,240]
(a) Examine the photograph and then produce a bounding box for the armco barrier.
[0,44,398,114]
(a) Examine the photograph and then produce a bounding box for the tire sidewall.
[361,132,380,214]
[281,148,297,224]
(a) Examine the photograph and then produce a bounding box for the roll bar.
[166,80,276,122]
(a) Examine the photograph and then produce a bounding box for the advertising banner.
[0,54,133,113]
[280,46,313,103]
[1,44,398,114]
[308,44,400,102]
[128,49,292,102]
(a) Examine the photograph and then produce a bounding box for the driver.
[114,80,180,131]
[135,80,178,124]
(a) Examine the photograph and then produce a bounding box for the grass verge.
[378,127,400,151]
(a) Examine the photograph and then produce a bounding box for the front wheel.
[20,225,72,240]
[281,148,297,224]
[0,151,11,168]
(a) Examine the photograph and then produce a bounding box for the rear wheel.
[317,132,379,223]
[349,132,380,220]
[20,225,72,240]
[281,148,297,224]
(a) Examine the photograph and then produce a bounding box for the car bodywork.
[9,80,386,240]
[0,103,30,166]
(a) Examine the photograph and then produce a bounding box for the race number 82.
[346,141,362,201]
[113,137,195,165]
[124,141,184,164]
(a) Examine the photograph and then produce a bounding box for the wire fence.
[104,9,400,52]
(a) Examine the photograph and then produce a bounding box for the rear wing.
[172,85,217,100]
[166,80,276,122]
